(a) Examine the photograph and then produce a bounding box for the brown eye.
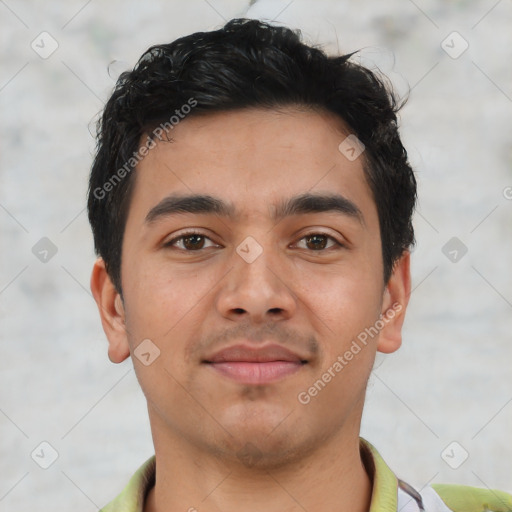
[305,234,328,250]
[164,232,218,251]
[182,234,205,250]
[295,233,342,251]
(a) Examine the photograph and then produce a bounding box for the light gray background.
[1,0,511,510]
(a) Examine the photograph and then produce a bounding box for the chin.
[222,434,307,470]
[212,412,320,471]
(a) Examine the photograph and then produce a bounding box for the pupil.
[307,235,326,250]
[184,235,204,249]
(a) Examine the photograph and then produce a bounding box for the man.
[87,18,511,512]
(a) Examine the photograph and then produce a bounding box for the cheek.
[124,262,171,322]
[122,259,222,348]
[126,259,176,310]
[293,261,383,334]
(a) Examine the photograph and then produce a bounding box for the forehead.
[126,107,377,228]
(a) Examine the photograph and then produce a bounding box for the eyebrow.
[144,192,364,226]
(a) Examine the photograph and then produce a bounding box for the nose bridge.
[216,233,296,320]
[234,233,282,292]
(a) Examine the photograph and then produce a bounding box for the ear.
[90,258,131,363]
[376,251,411,354]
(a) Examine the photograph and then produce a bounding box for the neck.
[144,414,372,512]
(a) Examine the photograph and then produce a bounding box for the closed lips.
[203,344,308,364]
[203,344,308,385]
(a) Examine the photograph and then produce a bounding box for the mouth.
[203,344,308,385]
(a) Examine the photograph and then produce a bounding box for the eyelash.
[164,230,344,252]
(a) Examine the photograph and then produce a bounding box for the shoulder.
[420,483,512,512]
[360,438,511,512]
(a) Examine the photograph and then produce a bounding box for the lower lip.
[207,361,304,385]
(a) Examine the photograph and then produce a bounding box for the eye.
[163,231,344,252]
[294,233,343,251]
[164,231,218,251]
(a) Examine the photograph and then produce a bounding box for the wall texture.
[0,0,511,510]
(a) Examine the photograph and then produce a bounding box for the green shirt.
[99,438,512,512]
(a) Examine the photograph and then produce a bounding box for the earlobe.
[376,251,411,354]
[90,258,131,363]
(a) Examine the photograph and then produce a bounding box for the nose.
[215,240,297,324]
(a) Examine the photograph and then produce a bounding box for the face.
[91,107,410,468]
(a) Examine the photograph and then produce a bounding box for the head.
[88,18,416,468]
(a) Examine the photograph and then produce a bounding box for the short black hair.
[87,17,416,295]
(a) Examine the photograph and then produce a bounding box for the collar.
[360,437,400,512]
[100,437,402,512]
[100,454,155,511]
